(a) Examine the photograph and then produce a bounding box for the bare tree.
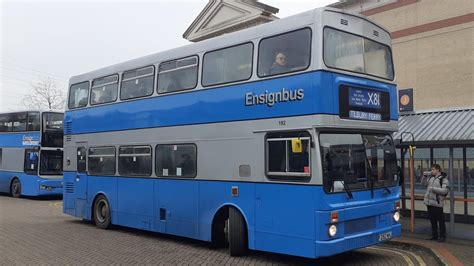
[22,77,66,111]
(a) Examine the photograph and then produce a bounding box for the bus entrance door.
[74,145,88,218]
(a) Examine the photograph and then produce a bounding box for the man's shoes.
[437,237,446,242]
[427,236,438,241]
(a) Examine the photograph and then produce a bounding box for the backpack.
[438,172,449,196]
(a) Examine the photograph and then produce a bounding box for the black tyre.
[10,178,21,198]
[93,195,111,229]
[228,207,248,256]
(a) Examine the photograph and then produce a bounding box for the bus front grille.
[344,216,376,235]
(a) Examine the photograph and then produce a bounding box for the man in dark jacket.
[421,164,450,242]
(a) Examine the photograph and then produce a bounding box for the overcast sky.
[0,0,337,112]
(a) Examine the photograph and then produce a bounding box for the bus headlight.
[328,224,337,237]
[393,211,400,222]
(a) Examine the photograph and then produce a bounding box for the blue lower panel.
[62,174,401,259]
[0,170,62,196]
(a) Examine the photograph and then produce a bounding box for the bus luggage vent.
[340,19,349,26]
[65,182,74,193]
[344,216,376,235]
[65,122,72,142]
[373,30,379,37]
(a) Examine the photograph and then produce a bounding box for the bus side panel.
[116,178,154,230]
[87,175,118,224]
[254,184,316,258]
[197,181,255,248]
[154,179,199,239]
[0,170,13,193]
[0,171,40,196]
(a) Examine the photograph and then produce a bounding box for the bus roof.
[69,7,390,85]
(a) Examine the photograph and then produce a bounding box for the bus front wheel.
[10,178,21,198]
[228,207,248,256]
[93,195,111,229]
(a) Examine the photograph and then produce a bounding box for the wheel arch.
[211,203,249,244]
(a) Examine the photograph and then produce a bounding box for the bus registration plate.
[378,231,392,242]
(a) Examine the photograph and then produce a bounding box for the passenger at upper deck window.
[269,52,290,75]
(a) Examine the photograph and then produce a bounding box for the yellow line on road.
[367,246,418,266]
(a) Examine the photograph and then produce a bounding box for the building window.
[91,75,119,105]
[24,149,39,175]
[258,28,311,77]
[118,146,152,176]
[155,144,196,178]
[266,131,311,181]
[68,81,89,109]
[77,147,87,173]
[158,56,198,94]
[88,147,116,176]
[202,43,253,87]
[121,66,155,100]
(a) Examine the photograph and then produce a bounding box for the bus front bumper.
[38,179,63,195]
[314,223,401,258]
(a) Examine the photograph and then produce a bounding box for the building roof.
[183,0,279,42]
[394,108,474,145]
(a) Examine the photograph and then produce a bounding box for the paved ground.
[397,217,474,266]
[0,195,441,265]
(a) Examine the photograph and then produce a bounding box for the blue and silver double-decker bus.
[63,7,401,258]
[0,111,64,197]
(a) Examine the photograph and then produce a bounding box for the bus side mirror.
[291,138,302,153]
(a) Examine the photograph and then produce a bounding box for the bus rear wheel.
[10,178,21,198]
[93,195,111,229]
[228,207,248,256]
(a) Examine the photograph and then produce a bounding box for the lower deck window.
[266,132,311,181]
[88,147,116,176]
[118,146,152,176]
[24,149,39,175]
[155,144,196,178]
[40,150,63,175]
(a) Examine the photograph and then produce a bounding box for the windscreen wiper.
[341,179,353,199]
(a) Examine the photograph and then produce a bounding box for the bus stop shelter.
[393,108,474,230]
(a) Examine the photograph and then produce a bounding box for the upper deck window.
[121,66,155,100]
[158,56,198,94]
[0,114,12,132]
[323,28,394,80]
[12,112,27,132]
[258,28,311,77]
[202,43,253,87]
[91,75,119,105]
[68,81,89,109]
[43,113,64,131]
[27,112,40,131]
